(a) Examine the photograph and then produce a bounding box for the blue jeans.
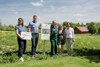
[31,33,39,56]
[17,38,26,58]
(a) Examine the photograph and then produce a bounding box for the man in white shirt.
[28,15,39,57]
[64,23,74,55]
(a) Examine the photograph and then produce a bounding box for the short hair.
[33,15,37,18]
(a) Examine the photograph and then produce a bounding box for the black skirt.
[58,35,65,45]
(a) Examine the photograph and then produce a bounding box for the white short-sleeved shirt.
[65,27,74,38]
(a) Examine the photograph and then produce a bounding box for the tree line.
[0,21,100,34]
[63,21,100,34]
[0,22,15,31]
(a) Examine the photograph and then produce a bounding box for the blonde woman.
[58,25,65,53]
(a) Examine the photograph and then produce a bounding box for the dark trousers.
[31,33,39,56]
[17,38,26,58]
[50,38,57,55]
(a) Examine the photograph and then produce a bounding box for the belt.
[33,33,38,34]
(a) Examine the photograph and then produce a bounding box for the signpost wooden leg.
[43,40,46,54]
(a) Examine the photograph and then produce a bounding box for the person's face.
[19,19,23,25]
[33,16,37,21]
[52,21,56,26]
[66,23,70,28]
[59,26,62,30]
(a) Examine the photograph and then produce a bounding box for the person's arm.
[51,28,53,36]
[27,22,33,38]
[63,29,66,39]
[27,22,31,32]
[28,27,31,32]
[50,25,53,36]
[15,29,24,40]
[72,28,75,42]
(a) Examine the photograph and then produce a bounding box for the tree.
[62,21,80,29]
[98,27,100,34]
[88,22,98,34]
[80,22,84,26]
[0,21,1,26]
[0,20,3,30]
[62,21,69,31]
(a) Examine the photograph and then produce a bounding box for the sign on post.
[41,23,51,54]
[41,24,50,40]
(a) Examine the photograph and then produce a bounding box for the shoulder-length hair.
[18,18,24,26]
[58,25,63,30]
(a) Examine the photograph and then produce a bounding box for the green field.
[0,31,100,67]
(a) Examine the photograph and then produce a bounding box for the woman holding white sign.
[15,18,26,62]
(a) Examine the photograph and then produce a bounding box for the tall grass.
[0,31,100,67]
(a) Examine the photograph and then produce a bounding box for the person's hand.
[31,35,33,38]
[20,36,25,40]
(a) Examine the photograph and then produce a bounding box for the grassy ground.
[0,31,100,67]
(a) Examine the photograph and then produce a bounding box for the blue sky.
[0,0,100,25]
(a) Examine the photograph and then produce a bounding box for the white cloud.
[11,10,19,15]
[50,5,55,10]
[30,0,44,7]
[31,2,43,7]
[73,13,85,17]
[40,0,44,3]
[61,6,66,9]
[15,11,18,15]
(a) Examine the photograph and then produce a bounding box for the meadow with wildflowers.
[0,31,100,67]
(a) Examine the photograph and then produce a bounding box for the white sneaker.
[31,55,35,59]
[20,57,24,62]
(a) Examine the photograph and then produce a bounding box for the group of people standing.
[15,15,75,62]
[50,20,74,56]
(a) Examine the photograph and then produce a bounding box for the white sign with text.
[21,32,31,40]
[41,24,51,40]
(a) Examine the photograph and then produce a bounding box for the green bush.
[0,53,18,63]
[88,22,98,34]
[98,27,100,34]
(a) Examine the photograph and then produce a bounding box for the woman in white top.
[64,23,74,55]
